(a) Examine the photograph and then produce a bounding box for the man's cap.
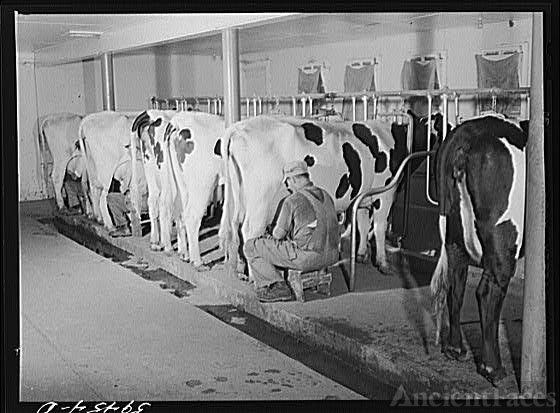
[283,160,308,181]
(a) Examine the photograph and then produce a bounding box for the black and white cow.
[430,113,527,385]
[131,110,188,257]
[219,114,430,279]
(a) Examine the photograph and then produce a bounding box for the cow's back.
[226,115,396,236]
[437,114,527,260]
[41,112,83,163]
[80,111,135,188]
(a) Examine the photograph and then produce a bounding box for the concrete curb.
[50,214,523,397]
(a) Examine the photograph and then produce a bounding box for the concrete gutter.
[50,212,524,397]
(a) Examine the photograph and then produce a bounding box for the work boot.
[61,206,82,216]
[109,225,132,238]
[256,281,293,303]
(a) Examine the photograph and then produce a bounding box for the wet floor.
[42,216,397,399]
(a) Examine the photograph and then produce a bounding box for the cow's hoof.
[237,272,249,282]
[443,345,469,362]
[194,263,210,272]
[150,243,164,251]
[356,254,368,264]
[377,263,393,275]
[477,363,507,387]
[180,254,190,263]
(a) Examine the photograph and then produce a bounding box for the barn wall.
[18,57,89,201]
[163,19,531,116]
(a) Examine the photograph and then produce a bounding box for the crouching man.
[107,165,149,238]
[243,160,341,303]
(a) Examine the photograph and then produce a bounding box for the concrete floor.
[18,199,529,400]
[19,213,364,401]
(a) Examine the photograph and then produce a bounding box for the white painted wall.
[19,18,532,201]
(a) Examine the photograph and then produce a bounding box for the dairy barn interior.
[11,9,552,404]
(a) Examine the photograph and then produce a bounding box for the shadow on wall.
[82,58,99,113]
[155,52,172,101]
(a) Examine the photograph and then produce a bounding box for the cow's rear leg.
[175,218,189,262]
[443,243,469,361]
[475,235,516,385]
[159,200,173,256]
[99,189,115,230]
[370,195,393,274]
[355,208,371,264]
[148,193,162,250]
[51,164,66,210]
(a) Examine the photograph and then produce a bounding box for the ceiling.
[17,12,533,59]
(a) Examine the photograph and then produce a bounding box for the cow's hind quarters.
[443,344,470,362]
[477,362,507,387]
[150,243,164,251]
[193,262,210,272]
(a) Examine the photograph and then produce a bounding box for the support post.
[520,12,546,395]
[101,52,115,111]
[222,28,241,128]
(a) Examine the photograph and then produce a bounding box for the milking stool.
[285,268,332,302]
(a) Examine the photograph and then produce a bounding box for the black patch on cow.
[154,142,164,169]
[214,139,222,157]
[336,174,350,199]
[176,138,195,165]
[180,128,191,141]
[304,155,315,167]
[341,142,362,199]
[300,122,323,146]
[147,117,163,147]
[131,111,148,133]
[390,123,408,176]
[352,123,387,173]
[164,123,174,142]
[372,199,380,210]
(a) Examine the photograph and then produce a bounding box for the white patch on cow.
[457,176,483,264]
[495,137,526,259]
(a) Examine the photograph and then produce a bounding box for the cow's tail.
[164,123,183,216]
[218,123,244,273]
[430,136,452,346]
[77,119,95,214]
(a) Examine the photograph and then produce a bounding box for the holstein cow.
[39,113,85,211]
[430,114,527,385]
[78,111,145,229]
[219,115,415,280]
[131,110,188,258]
[165,111,225,270]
